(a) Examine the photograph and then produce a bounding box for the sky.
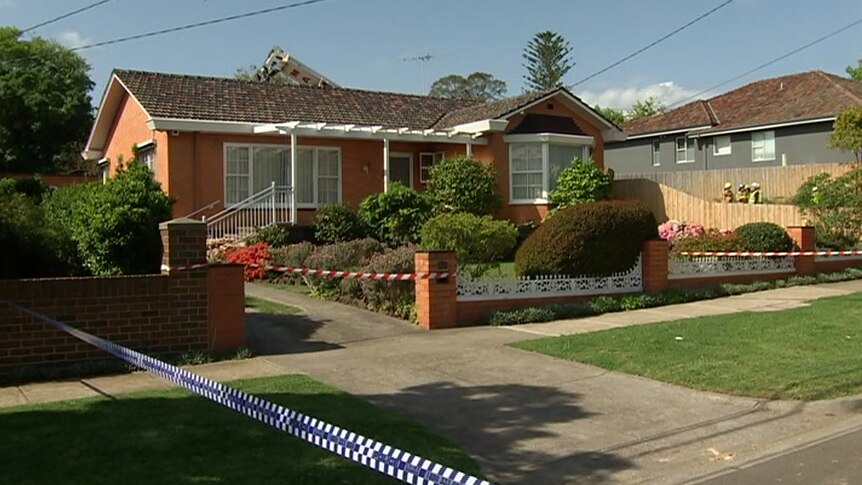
[3,0,862,111]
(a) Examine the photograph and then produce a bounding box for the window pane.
[548,144,583,191]
[226,175,248,204]
[252,147,288,194]
[297,148,314,204]
[676,138,686,150]
[318,177,339,204]
[226,146,249,174]
[318,149,339,177]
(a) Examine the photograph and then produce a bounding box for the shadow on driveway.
[246,311,343,355]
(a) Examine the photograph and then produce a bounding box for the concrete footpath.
[3,281,862,485]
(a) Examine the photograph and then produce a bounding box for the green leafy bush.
[357,245,417,320]
[0,192,74,278]
[0,176,50,203]
[358,182,434,245]
[52,162,172,275]
[672,229,741,254]
[303,238,385,296]
[426,156,500,215]
[246,224,317,247]
[515,200,657,277]
[734,222,795,252]
[313,202,366,243]
[268,241,316,285]
[793,168,862,249]
[548,158,613,208]
[420,213,517,277]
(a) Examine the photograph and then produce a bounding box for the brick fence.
[414,226,862,329]
[0,218,245,378]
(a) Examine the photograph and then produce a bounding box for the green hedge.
[313,202,366,243]
[734,222,796,252]
[358,182,433,245]
[426,156,500,216]
[515,200,657,277]
[420,213,517,278]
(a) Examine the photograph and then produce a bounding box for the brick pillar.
[207,264,246,351]
[642,240,669,293]
[787,226,816,276]
[414,251,458,330]
[160,217,207,272]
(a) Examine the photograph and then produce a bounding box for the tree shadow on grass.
[0,375,483,485]
[364,381,634,484]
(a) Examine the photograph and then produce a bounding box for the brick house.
[606,71,862,174]
[84,70,623,225]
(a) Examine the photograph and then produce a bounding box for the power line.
[67,0,333,52]
[571,0,737,88]
[21,0,115,34]
[669,15,862,108]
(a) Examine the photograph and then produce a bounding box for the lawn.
[245,295,302,314]
[0,375,484,484]
[512,293,862,400]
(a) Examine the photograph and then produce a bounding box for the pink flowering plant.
[657,220,706,247]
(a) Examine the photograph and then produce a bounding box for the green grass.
[512,293,862,401]
[0,375,483,484]
[245,295,302,314]
[262,280,313,295]
[474,261,516,279]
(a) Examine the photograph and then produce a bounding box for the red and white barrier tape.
[678,250,862,257]
[161,262,451,280]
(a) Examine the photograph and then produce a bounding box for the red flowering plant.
[225,242,271,281]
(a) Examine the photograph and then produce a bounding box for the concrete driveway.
[246,282,862,485]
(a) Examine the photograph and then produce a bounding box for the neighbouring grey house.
[606,71,862,174]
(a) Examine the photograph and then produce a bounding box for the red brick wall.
[0,272,208,376]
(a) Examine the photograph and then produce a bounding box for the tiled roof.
[432,88,559,129]
[621,71,862,137]
[114,69,480,129]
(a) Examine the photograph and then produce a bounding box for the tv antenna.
[401,53,446,93]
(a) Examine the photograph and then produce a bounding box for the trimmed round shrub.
[420,213,517,278]
[358,182,434,245]
[548,158,613,208]
[313,202,366,243]
[514,200,657,277]
[734,222,795,252]
[426,156,500,215]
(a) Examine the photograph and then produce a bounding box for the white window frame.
[419,152,444,183]
[713,135,732,156]
[136,140,156,171]
[751,130,775,162]
[651,140,661,166]
[223,142,342,208]
[508,142,591,204]
[675,136,695,164]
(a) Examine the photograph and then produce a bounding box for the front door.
[389,153,413,188]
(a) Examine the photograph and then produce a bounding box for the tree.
[234,65,294,84]
[629,96,666,120]
[847,59,862,83]
[0,27,94,173]
[594,105,626,125]
[522,31,574,91]
[830,106,862,162]
[428,72,507,101]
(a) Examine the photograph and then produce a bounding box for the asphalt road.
[698,427,862,485]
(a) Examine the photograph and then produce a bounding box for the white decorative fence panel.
[456,255,643,302]
[669,255,795,279]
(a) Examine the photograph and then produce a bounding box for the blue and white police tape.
[3,301,494,485]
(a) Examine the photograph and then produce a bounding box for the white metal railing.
[205,182,293,240]
[183,199,221,220]
[669,255,795,279]
[456,255,643,301]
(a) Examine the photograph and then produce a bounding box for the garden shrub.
[246,223,318,247]
[734,222,795,252]
[0,192,74,278]
[420,213,517,278]
[793,168,862,249]
[357,245,417,320]
[207,237,245,263]
[303,238,385,295]
[489,307,557,326]
[358,182,434,245]
[268,241,315,285]
[426,155,500,216]
[548,158,613,209]
[657,220,706,247]
[313,202,366,243]
[514,200,658,277]
[225,242,271,281]
[46,163,172,275]
[672,229,741,254]
[0,176,50,203]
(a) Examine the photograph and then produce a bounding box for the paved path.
[3,280,862,485]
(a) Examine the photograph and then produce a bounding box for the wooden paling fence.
[615,163,857,201]
[612,179,806,229]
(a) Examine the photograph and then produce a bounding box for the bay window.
[224,143,340,207]
[509,140,591,203]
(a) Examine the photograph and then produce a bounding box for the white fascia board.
[449,119,509,134]
[517,90,621,132]
[691,117,837,138]
[624,126,713,140]
[282,127,488,144]
[148,118,261,134]
[254,123,282,134]
[503,133,594,146]
[82,149,103,160]
[135,139,156,149]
